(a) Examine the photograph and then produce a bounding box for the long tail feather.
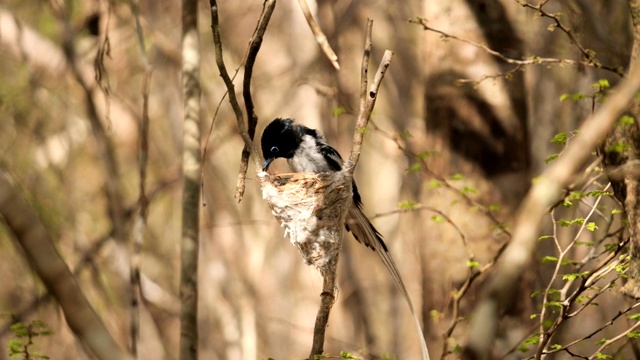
[346,205,430,360]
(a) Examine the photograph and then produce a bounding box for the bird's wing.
[316,140,344,172]
[346,205,430,360]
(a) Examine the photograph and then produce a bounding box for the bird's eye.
[270,146,279,153]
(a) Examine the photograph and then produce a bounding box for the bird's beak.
[262,158,274,171]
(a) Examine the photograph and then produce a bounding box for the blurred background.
[0,0,636,359]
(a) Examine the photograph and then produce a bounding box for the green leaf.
[400,130,412,139]
[543,319,554,328]
[488,204,501,211]
[627,330,640,339]
[428,179,441,189]
[522,333,541,346]
[612,208,623,215]
[628,313,640,320]
[466,260,480,269]
[461,186,477,195]
[616,263,629,273]
[398,201,419,209]
[551,132,568,144]
[430,309,443,321]
[340,351,357,359]
[592,79,610,89]
[585,190,613,197]
[8,339,23,354]
[604,242,619,252]
[619,115,635,126]
[544,301,562,309]
[450,173,464,180]
[557,218,585,227]
[562,271,589,281]
[406,162,421,173]
[586,222,598,232]
[560,93,570,102]
[539,235,553,241]
[595,338,607,345]
[545,154,559,163]
[417,150,433,159]
[550,344,562,350]
[595,352,612,359]
[431,215,445,223]
[576,295,592,304]
[542,256,558,263]
[331,106,346,117]
[608,142,630,153]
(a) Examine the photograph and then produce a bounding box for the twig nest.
[259,170,352,276]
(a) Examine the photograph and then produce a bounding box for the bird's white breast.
[288,135,334,173]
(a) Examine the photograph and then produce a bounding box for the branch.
[0,173,134,360]
[463,60,640,360]
[297,0,340,71]
[53,3,127,243]
[515,0,601,66]
[410,17,624,79]
[235,0,277,202]
[346,19,393,173]
[209,0,262,173]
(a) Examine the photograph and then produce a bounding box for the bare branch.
[410,17,624,79]
[209,0,262,173]
[346,20,393,173]
[235,0,277,202]
[296,0,340,71]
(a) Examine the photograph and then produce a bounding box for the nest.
[259,170,352,277]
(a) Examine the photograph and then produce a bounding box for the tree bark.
[179,0,202,359]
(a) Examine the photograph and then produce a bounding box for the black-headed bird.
[261,117,429,360]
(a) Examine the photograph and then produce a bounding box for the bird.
[261,117,429,360]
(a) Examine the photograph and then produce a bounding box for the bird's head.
[261,118,299,171]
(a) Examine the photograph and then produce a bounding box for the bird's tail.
[346,206,430,360]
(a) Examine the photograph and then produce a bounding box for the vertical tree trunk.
[602,0,640,298]
[180,0,202,359]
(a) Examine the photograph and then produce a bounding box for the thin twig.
[235,0,277,202]
[410,17,624,79]
[588,320,640,359]
[297,0,340,70]
[129,0,152,354]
